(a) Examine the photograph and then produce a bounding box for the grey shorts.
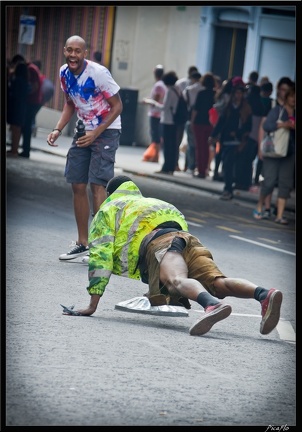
[64,129,121,185]
[261,154,295,199]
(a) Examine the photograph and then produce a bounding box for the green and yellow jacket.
[86,180,188,296]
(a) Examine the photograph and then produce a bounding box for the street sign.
[18,15,36,45]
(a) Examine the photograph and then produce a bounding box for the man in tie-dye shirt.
[47,35,123,261]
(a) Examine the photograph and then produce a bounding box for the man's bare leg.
[72,183,90,246]
[90,183,107,216]
[160,252,282,336]
[159,251,231,335]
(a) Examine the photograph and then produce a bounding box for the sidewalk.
[29,128,295,214]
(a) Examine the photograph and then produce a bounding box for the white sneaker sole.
[59,250,89,261]
[189,304,232,336]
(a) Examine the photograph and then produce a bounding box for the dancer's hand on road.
[60,304,96,316]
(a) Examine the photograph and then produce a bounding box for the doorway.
[211,25,247,81]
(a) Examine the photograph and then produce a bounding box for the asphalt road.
[4,153,296,427]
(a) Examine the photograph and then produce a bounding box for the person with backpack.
[143,71,181,175]
[6,58,29,157]
[8,54,43,158]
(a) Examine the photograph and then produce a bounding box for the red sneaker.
[189,303,232,336]
[260,289,283,335]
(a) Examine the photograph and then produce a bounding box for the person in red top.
[6,57,29,157]
[12,54,43,158]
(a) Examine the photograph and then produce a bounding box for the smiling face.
[64,36,87,75]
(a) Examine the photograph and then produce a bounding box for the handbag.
[260,108,289,158]
[209,107,219,126]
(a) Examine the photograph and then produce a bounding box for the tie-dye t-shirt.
[60,60,121,130]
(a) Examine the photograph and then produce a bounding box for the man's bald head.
[65,35,86,49]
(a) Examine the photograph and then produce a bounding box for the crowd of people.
[142,66,295,223]
[6,48,295,226]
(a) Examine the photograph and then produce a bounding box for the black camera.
[74,119,86,139]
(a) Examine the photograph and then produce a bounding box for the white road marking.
[276,320,296,343]
[187,221,203,227]
[229,235,295,256]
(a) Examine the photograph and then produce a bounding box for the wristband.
[52,128,62,135]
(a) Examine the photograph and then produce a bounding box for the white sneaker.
[59,241,89,261]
